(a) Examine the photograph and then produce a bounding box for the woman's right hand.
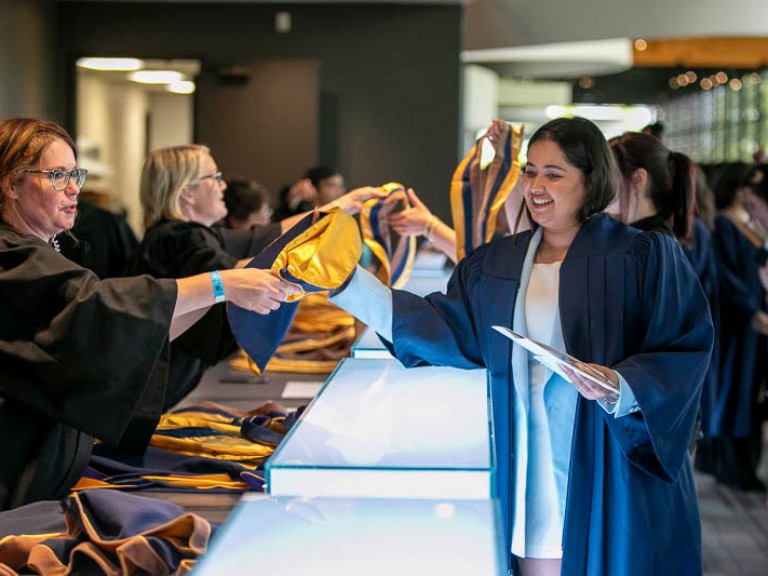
[752,310,768,335]
[388,188,434,237]
[220,268,301,314]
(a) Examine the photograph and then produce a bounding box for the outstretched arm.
[171,268,301,340]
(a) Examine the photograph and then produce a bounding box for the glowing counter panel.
[266,358,493,500]
[194,494,505,576]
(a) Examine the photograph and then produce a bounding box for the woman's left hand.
[563,363,620,403]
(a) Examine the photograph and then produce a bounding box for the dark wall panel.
[196,59,319,200]
[56,2,462,221]
[0,0,57,120]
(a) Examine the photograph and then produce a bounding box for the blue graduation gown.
[710,214,767,438]
[389,214,713,576]
[682,218,720,437]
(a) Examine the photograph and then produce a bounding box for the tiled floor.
[182,357,768,575]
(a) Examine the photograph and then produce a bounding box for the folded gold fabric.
[0,490,213,575]
[272,207,363,300]
[450,123,523,261]
[228,207,362,374]
[232,294,358,375]
[359,182,416,289]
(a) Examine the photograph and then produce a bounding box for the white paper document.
[492,325,619,393]
[281,381,324,399]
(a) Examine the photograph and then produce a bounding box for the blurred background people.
[220,179,272,230]
[708,161,768,490]
[273,165,345,221]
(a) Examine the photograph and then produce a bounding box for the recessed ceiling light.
[77,57,144,71]
[128,70,184,84]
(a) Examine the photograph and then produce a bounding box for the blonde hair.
[140,144,210,228]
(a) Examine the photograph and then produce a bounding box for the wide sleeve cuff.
[597,371,640,417]
[328,265,394,341]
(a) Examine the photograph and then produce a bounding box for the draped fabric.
[232,294,358,375]
[359,183,416,289]
[73,402,303,493]
[0,490,214,575]
[228,208,361,374]
[450,123,523,261]
[0,222,176,510]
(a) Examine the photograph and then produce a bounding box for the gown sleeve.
[389,248,487,369]
[0,240,177,446]
[606,232,714,481]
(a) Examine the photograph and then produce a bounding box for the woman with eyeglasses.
[126,145,385,408]
[0,117,301,510]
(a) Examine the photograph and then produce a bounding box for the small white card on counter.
[281,381,323,399]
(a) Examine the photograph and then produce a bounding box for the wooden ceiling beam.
[633,37,768,68]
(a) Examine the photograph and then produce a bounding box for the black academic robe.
[0,222,176,509]
[57,199,138,279]
[710,214,767,438]
[126,219,281,408]
[387,214,713,575]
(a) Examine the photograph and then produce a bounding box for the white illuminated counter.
[350,325,392,359]
[266,358,493,500]
[351,268,452,359]
[194,494,505,576]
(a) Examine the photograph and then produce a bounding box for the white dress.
[520,261,564,559]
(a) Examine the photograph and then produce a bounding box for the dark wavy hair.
[520,117,618,231]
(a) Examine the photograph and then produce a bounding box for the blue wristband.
[210,270,226,304]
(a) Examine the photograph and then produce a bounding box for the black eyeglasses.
[195,171,224,184]
[24,168,88,191]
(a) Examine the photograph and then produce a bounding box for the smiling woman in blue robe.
[330,117,713,576]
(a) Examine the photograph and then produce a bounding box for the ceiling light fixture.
[167,80,196,94]
[77,57,144,71]
[128,70,184,84]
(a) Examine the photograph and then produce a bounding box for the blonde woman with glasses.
[127,145,384,408]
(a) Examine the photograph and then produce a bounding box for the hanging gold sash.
[450,123,523,261]
[359,182,416,289]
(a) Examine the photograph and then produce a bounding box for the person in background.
[272,165,346,221]
[220,179,272,230]
[642,121,665,141]
[708,162,768,491]
[608,131,696,240]
[126,146,383,408]
[0,117,299,509]
[329,117,713,575]
[609,132,715,454]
